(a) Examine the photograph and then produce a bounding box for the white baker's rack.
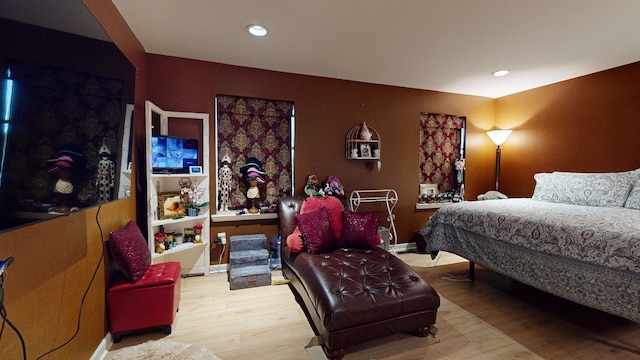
[349,189,398,253]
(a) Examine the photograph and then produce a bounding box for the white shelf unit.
[145,101,210,276]
[349,189,398,252]
[345,123,381,160]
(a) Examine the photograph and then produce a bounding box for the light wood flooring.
[107,252,640,359]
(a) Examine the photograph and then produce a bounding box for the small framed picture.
[420,183,438,197]
[189,165,203,174]
[158,192,185,219]
[360,144,372,158]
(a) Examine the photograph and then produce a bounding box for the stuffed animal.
[477,190,508,200]
[323,175,345,197]
[304,175,322,197]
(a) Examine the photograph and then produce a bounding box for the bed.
[420,170,640,323]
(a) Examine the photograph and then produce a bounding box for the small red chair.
[106,221,182,342]
[107,262,181,342]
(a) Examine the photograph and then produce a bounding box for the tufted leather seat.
[279,197,439,359]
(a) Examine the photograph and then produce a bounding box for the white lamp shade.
[486,130,512,146]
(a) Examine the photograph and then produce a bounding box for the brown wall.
[495,62,640,197]
[145,55,497,260]
[0,1,146,358]
[4,1,639,357]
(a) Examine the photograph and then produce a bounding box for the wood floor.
[107,252,640,359]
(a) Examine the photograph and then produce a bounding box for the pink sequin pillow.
[295,206,339,254]
[340,211,380,249]
[109,221,151,283]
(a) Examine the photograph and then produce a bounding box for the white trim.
[392,242,416,253]
[209,264,228,274]
[90,333,113,360]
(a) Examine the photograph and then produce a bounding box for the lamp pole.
[486,129,512,192]
[495,145,501,191]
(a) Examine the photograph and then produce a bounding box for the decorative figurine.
[359,122,372,140]
[240,157,266,214]
[44,144,84,213]
[96,138,115,203]
[218,149,232,212]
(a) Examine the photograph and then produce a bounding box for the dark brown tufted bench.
[278,196,440,359]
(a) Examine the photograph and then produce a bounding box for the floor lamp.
[486,130,512,191]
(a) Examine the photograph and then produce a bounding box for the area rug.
[304,296,545,360]
[105,340,221,360]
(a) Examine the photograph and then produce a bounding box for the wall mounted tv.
[151,135,199,174]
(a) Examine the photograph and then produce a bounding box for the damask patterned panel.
[418,113,464,193]
[216,95,294,210]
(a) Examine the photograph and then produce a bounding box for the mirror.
[0,0,136,232]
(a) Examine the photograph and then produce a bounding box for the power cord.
[0,257,26,360]
[36,206,105,359]
[218,244,226,264]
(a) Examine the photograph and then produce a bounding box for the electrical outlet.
[216,232,227,244]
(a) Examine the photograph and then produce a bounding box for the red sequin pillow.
[109,221,151,283]
[340,211,380,249]
[295,206,339,254]
[287,196,345,253]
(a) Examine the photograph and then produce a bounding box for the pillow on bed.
[624,183,640,209]
[340,210,380,249]
[532,171,634,207]
[295,206,339,254]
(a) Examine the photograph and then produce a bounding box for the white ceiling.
[5,1,640,99]
[110,0,640,98]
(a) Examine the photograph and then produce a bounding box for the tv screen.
[152,135,198,173]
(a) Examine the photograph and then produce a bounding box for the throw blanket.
[424,198,640,273]
[421,198,640,323]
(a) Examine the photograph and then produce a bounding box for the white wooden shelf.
[211,212,278,223]
[152,240,208,259]
[415,202,455,209]
[145,101,210,276]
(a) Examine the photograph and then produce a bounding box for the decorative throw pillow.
[625,183,640,209]
[340,211,380,249]
[300,196,344,239]
[532,171,633,207]
[295,206,339,254]
[285,227,305,252]
[109,221,151,283]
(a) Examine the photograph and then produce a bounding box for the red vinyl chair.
[106,221,182,342]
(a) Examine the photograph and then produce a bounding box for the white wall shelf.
[415,202,454,210]
[145,100,211,276]
[345,123,381,160]
[211,213,278,223]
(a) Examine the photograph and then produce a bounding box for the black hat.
[240,157,265,177]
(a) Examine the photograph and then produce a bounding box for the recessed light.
[492,70,510,77]
[247,24,268,37]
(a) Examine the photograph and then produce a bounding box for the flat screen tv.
[151,135,199,174]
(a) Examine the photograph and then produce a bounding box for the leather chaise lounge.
[278,196,440,359]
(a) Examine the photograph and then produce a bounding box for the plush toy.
[304,175,322,197]
[323,175,345,197]
[477,190,508,200]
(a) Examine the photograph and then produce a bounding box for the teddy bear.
[477,190,508,200]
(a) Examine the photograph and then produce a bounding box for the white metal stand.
[349,189,398,253]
